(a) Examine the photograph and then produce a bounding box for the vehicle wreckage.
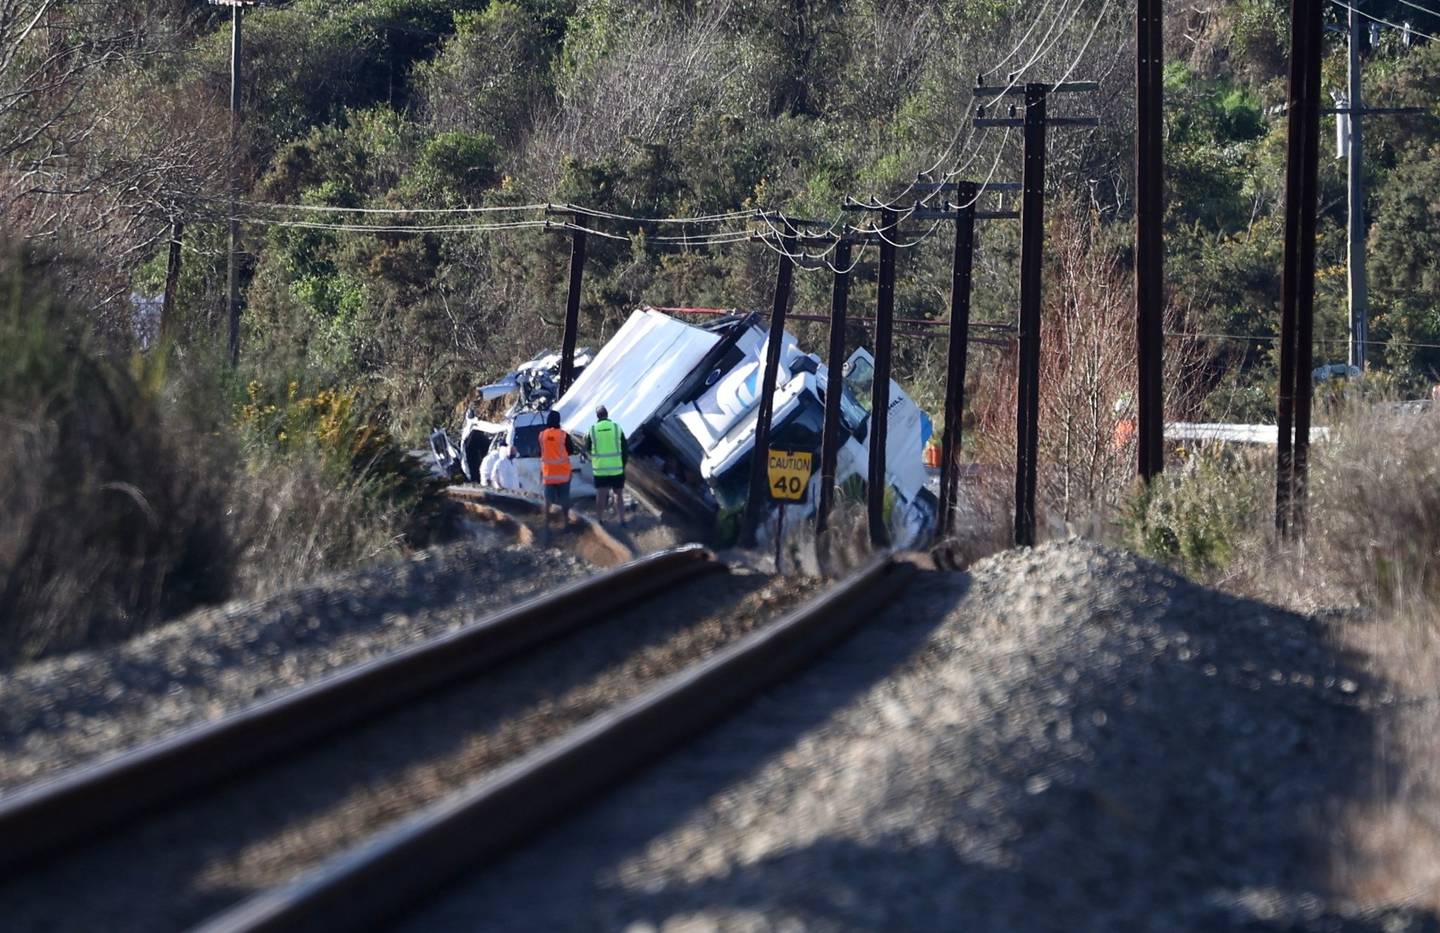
[430,307,937,545]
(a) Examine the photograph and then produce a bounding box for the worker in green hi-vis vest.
[586,405,629,527]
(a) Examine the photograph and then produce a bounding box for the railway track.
[198,555,915,933]
[2,546,915,932]
[0,546,718,874]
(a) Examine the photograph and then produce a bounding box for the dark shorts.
[593,473,625,490]
[543,481,571,509]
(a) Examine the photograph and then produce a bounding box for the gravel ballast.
[401,540,1430,932]
[1,568,820,932]
[0,540,591,792]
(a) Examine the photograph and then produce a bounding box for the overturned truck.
[436,307,937,546]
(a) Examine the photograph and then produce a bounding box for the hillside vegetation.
[1,0,1438,648]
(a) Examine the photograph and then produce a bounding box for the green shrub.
[236,379,452,556]
[1121,447,1268,579]
[0,249,454,662]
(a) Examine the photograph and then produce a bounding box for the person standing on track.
[587,405,628,527]
[538,409,574,544]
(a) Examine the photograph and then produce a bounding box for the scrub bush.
[0,254,235,659]
[0,250,452,663]
[1121,447,1268,580]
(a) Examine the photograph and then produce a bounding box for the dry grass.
[1302,409,1440,912]
[1126,405,1440,912]
[0,280,237,659]
[0,250,447,664]
[1327,607,1440,911]
[226,451,417,597]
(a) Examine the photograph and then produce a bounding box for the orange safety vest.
[539,427,572,485]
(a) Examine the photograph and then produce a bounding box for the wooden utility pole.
[837,191,1015,546]
[939,186,977,538]
[815,236,853,536]
[742,227,796,546]
[867,207,898,548]
[910,180,1022,537]
[1329,7,1426,371]
[1136,0,1166,482]
[559,225,587,396]
[1276,0,1324,534]
[974,79,1098,547]
[545,207,598,396]
[1014,85,1047,548]
[212,1,260,365]
[1346,2,1368,371]
[161,220,185,341]
[544,207,590,396]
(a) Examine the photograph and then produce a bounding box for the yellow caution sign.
[767,448,813,503]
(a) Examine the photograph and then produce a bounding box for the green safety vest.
[589,419,625,477]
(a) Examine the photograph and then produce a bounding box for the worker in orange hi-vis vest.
[537,409,575,544]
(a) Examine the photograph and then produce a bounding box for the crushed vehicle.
[430,348,597,493]
[433,307,937,545]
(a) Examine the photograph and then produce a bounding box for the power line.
[853,0,1114,256]
[230,199,549,216]
[1387,0,1440,24]
[1328,0,1440,43]
[225,215,550,234]
[875,0,1091,214]
[744,0,1088,266]
[1176,330,1440,352]
[193,0,1122,279]
[564,204,761,225]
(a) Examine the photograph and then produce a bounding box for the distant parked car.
[1312,362,1362,384]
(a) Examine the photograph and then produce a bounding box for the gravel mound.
[0,541,591,792]
[403,539,1432,932]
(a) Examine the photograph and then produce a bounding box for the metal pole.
[226,4,243,366]
[558,226,587,395]
[940,184,976,537]
[1136,0,1166,481]
[1015,84,1048,548]
[743,233,796,546]
[1347,2,1368,372]
[1292,0,1324,532]
[816,237,852,535]
[161,220,184,343]
[867,208,897,548]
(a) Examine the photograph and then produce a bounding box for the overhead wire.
[550,220,761,247]
[222,215,551,234]
[230,199,549,216]
[738,0,1084,270]
[212,0,1116,273]
[1329,0,1440,42]
[1178,330,1440,352]
[848,0,1114,255]
[563,203,762,225]
[748,0,1088,270]
[869,0,1091,215]
[1388,0,1440,22]
[214,0,1084,271]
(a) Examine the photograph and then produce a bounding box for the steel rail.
[0,545,721,872]
[198,555,917,933]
